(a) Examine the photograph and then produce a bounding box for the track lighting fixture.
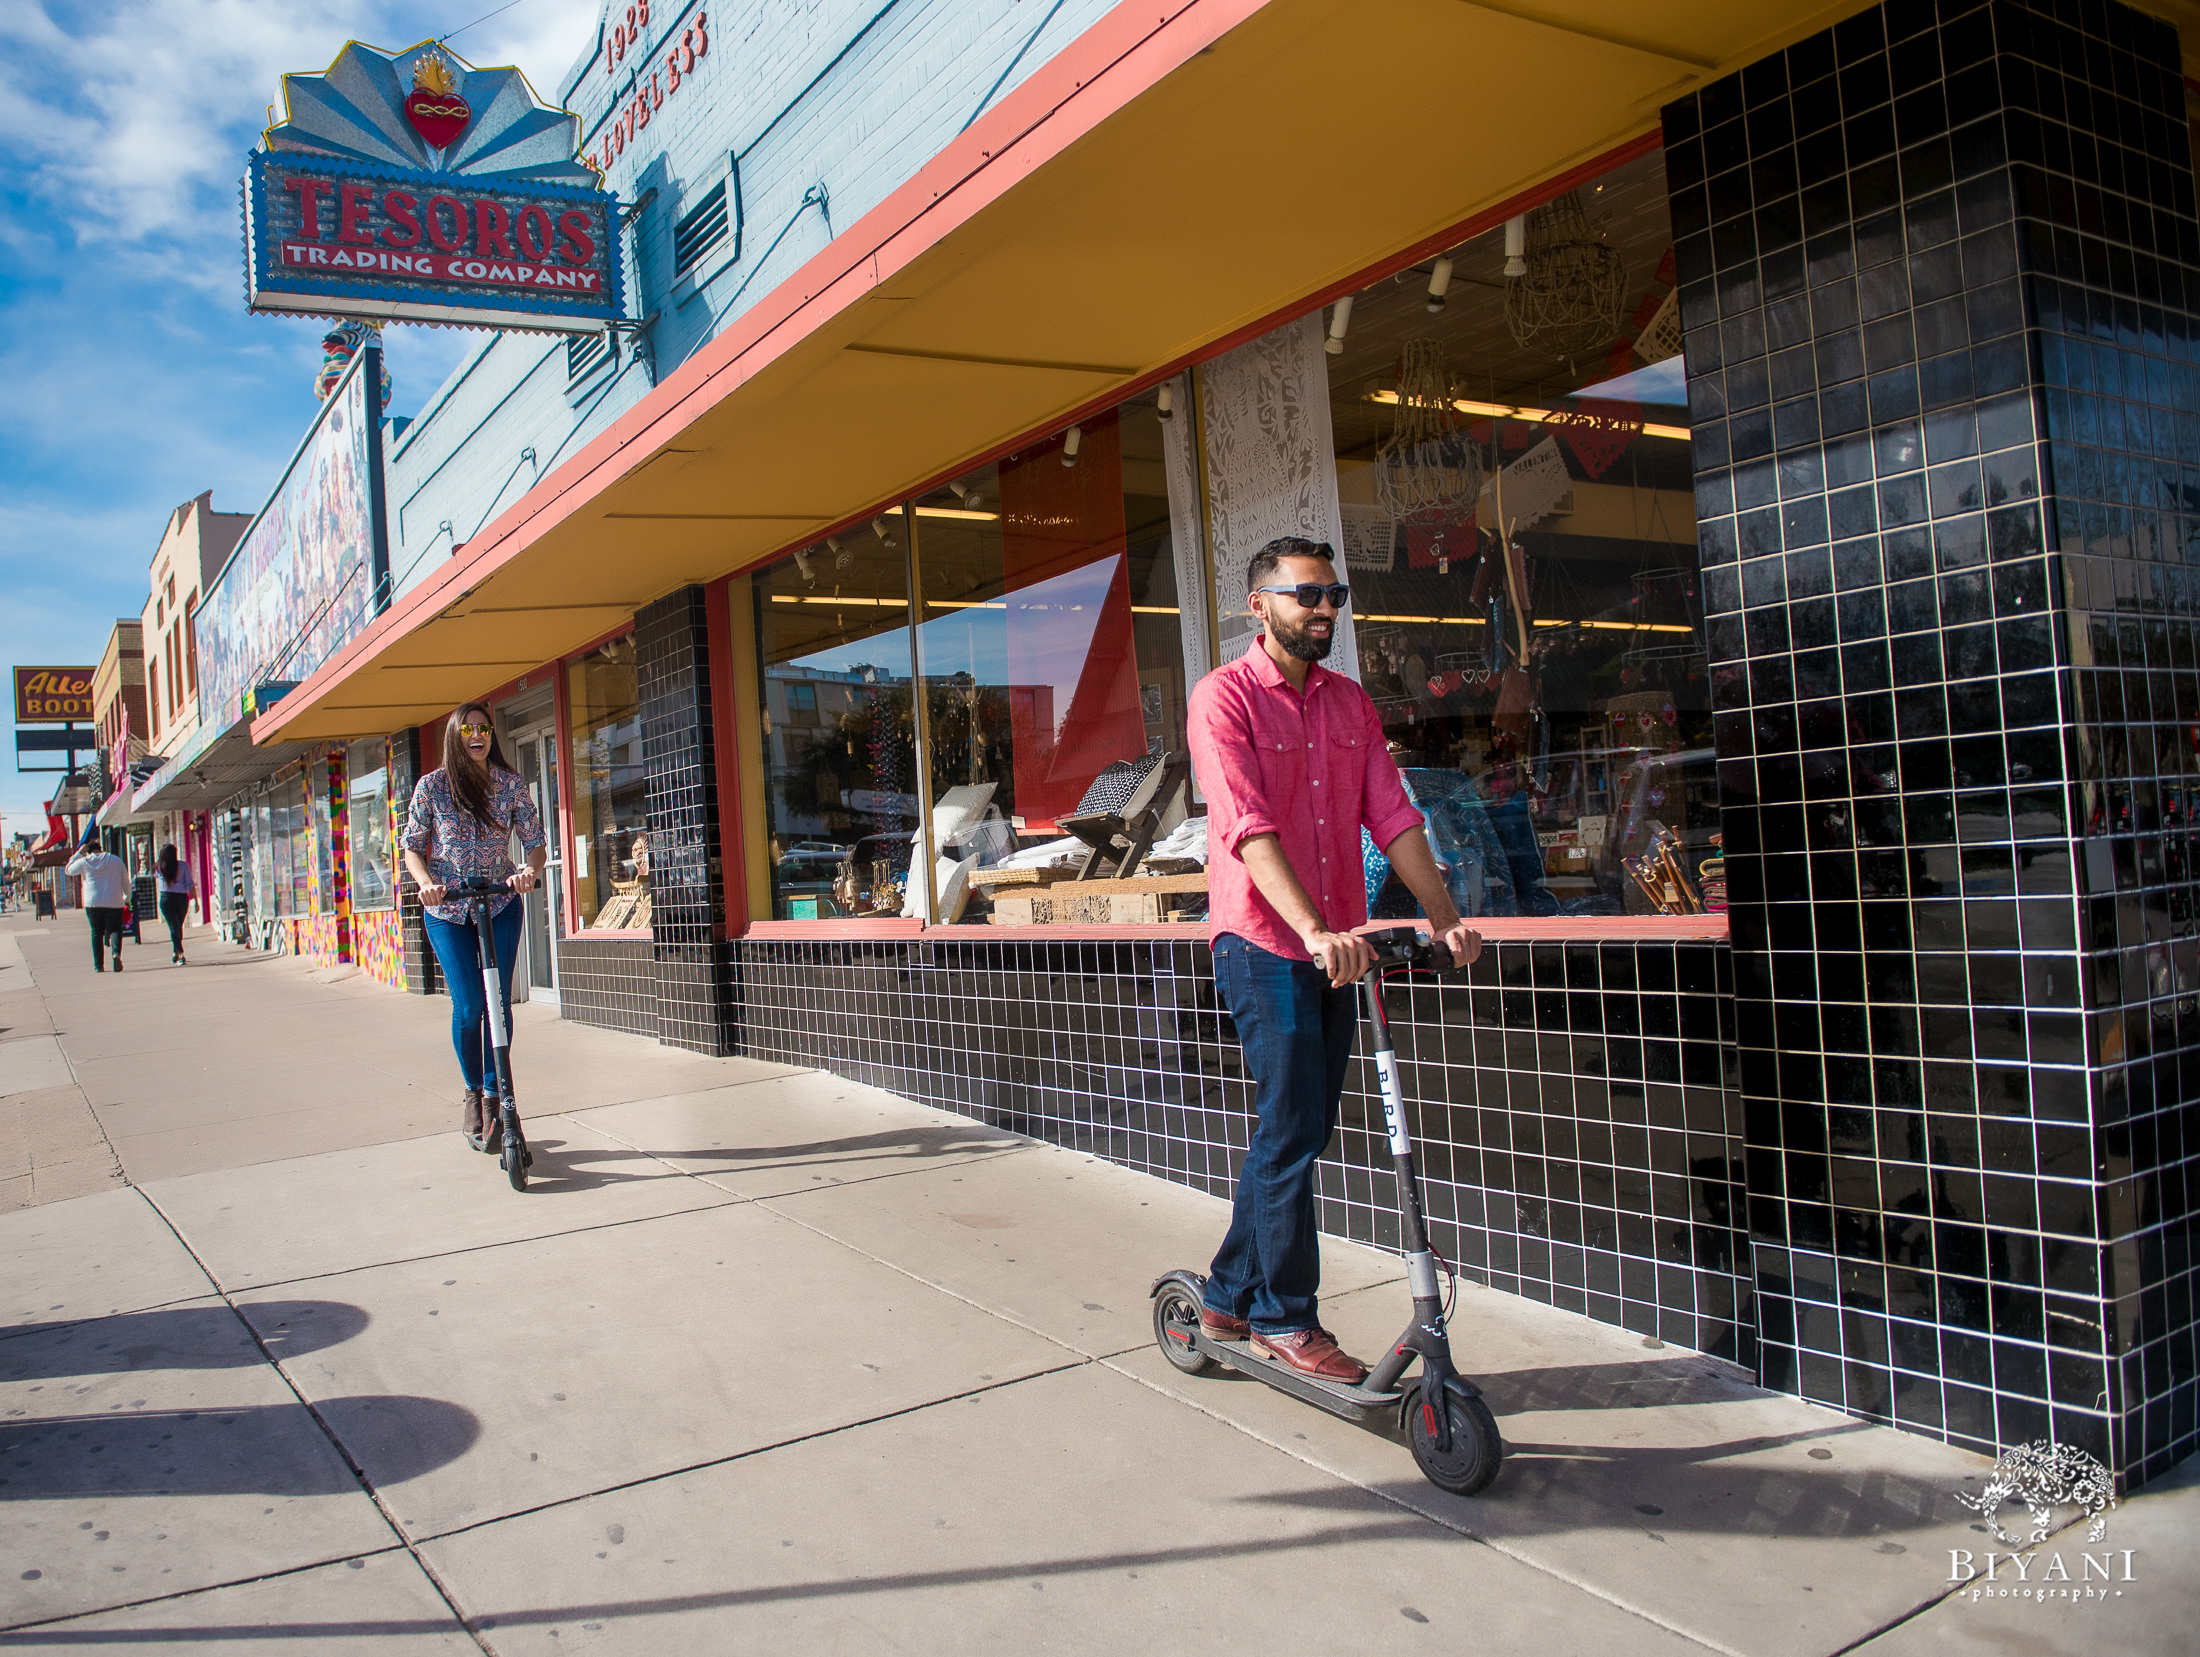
[1061,425,1082,466]
[1503,216,1526,279]
[827,536,852,570]
[1157,381,1175,419]
[1325,295,1353,354]
[949,479,987,512]
[871,515,898,549]
[1425,257,1453,313]
[792,546,816,585]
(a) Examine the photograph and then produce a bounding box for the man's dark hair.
[1247,536,1336,593]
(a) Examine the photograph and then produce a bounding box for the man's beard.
[1271,610,1334,662]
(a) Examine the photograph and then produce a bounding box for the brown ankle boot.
[461,1089,486,1150]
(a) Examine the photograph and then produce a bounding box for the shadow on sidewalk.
[1,1301,371,1378]
[506,1124,1023,1195]
[0,1396,479,1498]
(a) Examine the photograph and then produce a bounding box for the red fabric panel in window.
[995,411,1144,831]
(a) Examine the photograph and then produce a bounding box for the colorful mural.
[195,360,381,725]
[353,908,406,990]
[301,912,340,966]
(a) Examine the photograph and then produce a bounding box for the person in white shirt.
[64,836,129,973]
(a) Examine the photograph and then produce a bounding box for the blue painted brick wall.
[388,0,1119,601]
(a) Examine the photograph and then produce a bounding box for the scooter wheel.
[1152,1281,1216,1376]
[1404,1384,1502,1496]
[503,1127,529,1191]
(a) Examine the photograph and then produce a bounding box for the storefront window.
[567,635,649,930]
[1314,148,1717,919]
[753,513,921,920]
[346,737,394,912]
[910,396,1194,908]
[288,773,312,916]
[311,760,335,916]
[251,797,273,924]
[269,769,297,918]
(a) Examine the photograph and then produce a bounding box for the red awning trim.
[255,0,1252,745]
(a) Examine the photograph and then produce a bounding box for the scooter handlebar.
[438,879,523,899]
[1361,926,1456,972]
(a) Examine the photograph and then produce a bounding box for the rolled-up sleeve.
[401,777,435,854]
[509,773,547,852]
[1359,702,1425,854]
[1188,676,1279,854]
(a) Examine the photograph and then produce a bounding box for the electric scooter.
[444,880,532,1192]
[1151,926,1503,1496]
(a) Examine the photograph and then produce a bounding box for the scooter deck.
[1192,1329,1407,1421]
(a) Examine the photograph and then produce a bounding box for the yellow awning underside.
[263,0,2200,741]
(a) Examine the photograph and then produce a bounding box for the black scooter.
[444,880,532,1192]
[1151,926,1502,1496]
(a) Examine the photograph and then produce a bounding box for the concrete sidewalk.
[0,911,2191,1654]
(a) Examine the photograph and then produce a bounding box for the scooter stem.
[1361,970,1436,1269]
[1361,966,1454,1408]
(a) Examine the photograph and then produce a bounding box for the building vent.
[567,330,611,384]
[674,180,730,276]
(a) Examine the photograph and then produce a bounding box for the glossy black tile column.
[729,935,1752,1362]
[636,585,735,1055]
[1667,0,2198,1483]
[388,726,434,995]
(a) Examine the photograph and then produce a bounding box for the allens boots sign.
[244,42,621,333]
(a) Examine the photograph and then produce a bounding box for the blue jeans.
[1205,933,1359,1334]
[422,903,524,1094]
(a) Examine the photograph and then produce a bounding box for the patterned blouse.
[402,766,547,923]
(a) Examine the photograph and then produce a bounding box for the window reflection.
[567,636,650,930]
[345,737,394,912]
[754,512,920,920]
[913,400,1189,837]
[1322,149,1719,918]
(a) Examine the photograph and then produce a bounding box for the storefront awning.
[97,772,165,829]
[255,0,1912,745]
[132,713,320,815]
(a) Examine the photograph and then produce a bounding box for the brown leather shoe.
[1251,1326,1369,1383]
[461,1089,486,1151]
[1199,1307,1251,1341]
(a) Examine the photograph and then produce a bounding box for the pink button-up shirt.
[1188,640,1425,962]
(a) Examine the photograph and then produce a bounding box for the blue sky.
[0,0,599,839]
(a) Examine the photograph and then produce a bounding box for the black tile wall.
[728,936,1752,1361]
[387,726,433,996]
[1667,0,2198,1484]
[635,586,736,1055]
[557,934,657,1037]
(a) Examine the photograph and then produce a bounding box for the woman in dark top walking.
[156,843,195,964]
[401,704,547,1150]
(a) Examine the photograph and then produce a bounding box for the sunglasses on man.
[1253,582,1351,610]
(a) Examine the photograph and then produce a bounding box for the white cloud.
[0,0,602,249]
[1,0,607,816]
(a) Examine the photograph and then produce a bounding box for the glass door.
[512,728,563,1003]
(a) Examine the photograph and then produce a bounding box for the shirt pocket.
[1248,720,1305,800]
[1326,726,1370,826]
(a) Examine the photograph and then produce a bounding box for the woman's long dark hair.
[158,844,179,882]
[442,704,516,826]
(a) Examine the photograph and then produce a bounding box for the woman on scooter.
[401,704,546,1150]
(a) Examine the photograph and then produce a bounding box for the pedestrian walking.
[401,703,546,1148]
[65,835,130,974]
[156,843,196,964]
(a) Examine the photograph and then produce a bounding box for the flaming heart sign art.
[403,52,472,149]
[245,38,620,333]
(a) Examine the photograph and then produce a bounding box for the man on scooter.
[1188,537,1482,1383]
